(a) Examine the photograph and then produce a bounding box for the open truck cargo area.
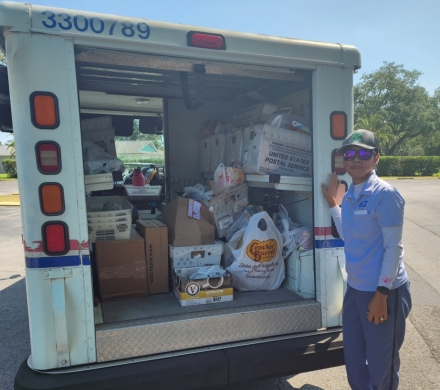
[0,2,360,389]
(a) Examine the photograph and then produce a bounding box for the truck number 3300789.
[41,11,151,39]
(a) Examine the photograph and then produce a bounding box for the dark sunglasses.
[343,149,374,161]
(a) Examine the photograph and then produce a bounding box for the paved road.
[1,179,440,390]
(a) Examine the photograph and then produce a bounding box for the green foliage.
[119,157,164,165]
[6,139,15,158]
[354,62,440,156]
[2,159,17,178]
[376,156,440,176]
[115,119,164,150]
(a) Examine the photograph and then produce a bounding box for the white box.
[124,185,161,196]
[224,128,244,167]
[283,249,315,297]
[87,215,131,224]
[207,183,249,238]
[233,102,278,126]
[88,220,131,243]
[81,127,117,157]
[199,138,211,173]
[169,241,224,268]
[242,124,312,177]
[86,196,132,219]
[81,116,113,132]
[209,133,226,173]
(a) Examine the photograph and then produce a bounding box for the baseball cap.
[336,129,380,154]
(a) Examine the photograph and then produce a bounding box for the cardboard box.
[242,124,312,177]
[233,102,278,127]
[199,137,211,173]
[207,183,249,238]
[173,267,233,306]
[136,220,169,295]
[169,241,224,269]
[209,133,226,173]
[224,128,244,167]
[94,229,147,302]
[162,197,216,247]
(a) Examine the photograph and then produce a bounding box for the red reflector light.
[30,92,59,129]
[43,223,68,254]
[36,142,61,174]
[188,32,225,50]
[330,112,347,140]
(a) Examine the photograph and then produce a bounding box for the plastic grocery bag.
[212,163,244,196]
[226,211,285,291]
[82,140,125,175]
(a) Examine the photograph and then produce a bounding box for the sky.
[1,0,439,144]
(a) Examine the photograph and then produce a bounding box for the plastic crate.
[86,196,132,219]
[88,221,131,243]
[169,241,224,268]
[124,185,162,196]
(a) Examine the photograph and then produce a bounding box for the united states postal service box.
[136,219,169,294]
[162,197,216,247]
[224,128,244,167]
[94,229,147,302]
[242,124,312,177]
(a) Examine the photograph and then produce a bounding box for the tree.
[354,113,396,153]
[0,51,5,64]
[6,139,15,158]
[115,119,164,150]
[354,62,440,155]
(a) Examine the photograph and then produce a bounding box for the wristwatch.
[376,286,390,295]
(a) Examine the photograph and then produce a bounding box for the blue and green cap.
[337,129,380,154]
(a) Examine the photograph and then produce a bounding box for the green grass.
[0,173,17,181]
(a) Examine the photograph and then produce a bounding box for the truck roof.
[0,2,361,71]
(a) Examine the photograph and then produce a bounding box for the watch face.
[377,286,390,295]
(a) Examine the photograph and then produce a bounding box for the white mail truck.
[0,2,358,389]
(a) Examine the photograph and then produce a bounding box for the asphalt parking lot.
[0,179,439,389]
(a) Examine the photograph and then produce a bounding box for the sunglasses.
[343,149,374,161]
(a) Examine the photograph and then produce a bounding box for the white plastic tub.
[86,196,132,219]
[169,241,224,268]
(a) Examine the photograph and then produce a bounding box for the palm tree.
[355,114,396,155]
[6,139,15,158]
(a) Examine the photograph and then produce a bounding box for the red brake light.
[43,222,69,254]
[36,142,61,174]
[330,112,347,140]
[187,32,225,50]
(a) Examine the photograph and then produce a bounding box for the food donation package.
[226,211,285,291]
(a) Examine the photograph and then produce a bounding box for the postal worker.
[321,129,412,390]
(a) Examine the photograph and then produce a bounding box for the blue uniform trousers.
[342,282,412,390]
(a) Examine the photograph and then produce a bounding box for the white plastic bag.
[226,211,285,291]
[82,140,125,175]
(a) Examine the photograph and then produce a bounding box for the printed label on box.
[218,215,233,231]
[188,199,202,220]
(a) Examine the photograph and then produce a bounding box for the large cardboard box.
[173,267,233,306]
[162,197,216,247]
[94,229,147,302]
[242,124,312,177]
[136,220,169,294]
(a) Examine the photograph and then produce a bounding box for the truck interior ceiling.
[76,46,317,339]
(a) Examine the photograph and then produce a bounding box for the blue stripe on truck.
[25,255,88,268]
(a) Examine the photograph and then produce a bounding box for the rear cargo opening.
[75,47,320,363]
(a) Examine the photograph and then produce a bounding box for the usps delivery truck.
[0,2,357,389]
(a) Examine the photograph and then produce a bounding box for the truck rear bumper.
[15,331,344,390]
